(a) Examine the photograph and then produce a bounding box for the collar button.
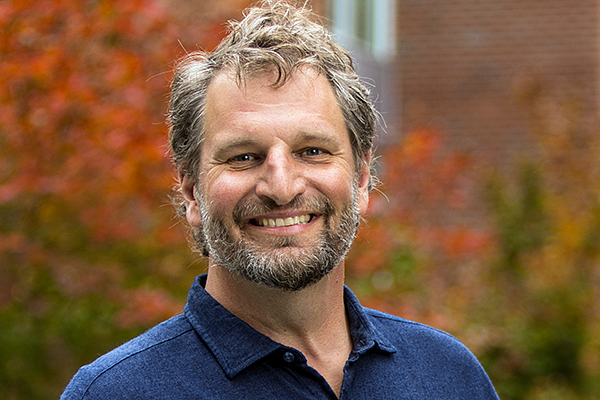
[282,352,295,363]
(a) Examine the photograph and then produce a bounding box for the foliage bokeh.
[0,0,252,398]
[1,1,599,399]
[345,80,600,399]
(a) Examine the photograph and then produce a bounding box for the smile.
[254,214,312,227]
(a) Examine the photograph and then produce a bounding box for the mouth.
[250,214,314,227]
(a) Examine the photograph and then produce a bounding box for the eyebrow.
[294,131,343,148]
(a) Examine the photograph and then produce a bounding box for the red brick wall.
[398,0,599,164]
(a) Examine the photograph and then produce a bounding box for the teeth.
[258,214,311,227]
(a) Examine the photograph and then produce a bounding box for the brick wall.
[397,0,599,164]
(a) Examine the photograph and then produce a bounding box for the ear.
[180,173,203,228]
[356,152,371,215]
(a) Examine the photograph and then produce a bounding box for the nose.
[255,148,306,205]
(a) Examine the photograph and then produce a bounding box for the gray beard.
[196,185,360,291]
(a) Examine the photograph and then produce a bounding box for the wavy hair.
[168,0,377,185]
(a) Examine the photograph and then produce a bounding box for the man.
[61,1,500,399]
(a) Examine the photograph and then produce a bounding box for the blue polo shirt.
[61,274,499,399]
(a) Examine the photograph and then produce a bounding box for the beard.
[194,183,360,291]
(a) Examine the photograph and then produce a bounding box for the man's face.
[182,69,370,291]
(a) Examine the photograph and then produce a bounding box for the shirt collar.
[344,285,397,356]
[184,274,283,378]
[184,274,396,378]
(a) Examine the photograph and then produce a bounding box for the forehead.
[203,69,347,137]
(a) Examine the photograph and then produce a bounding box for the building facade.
[330,0,599,161]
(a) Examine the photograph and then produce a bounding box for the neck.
[205,262,348,346]
[205,262,352,397]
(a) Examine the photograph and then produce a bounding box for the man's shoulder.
[363,307,477,358]
[60,313,197,399]
[355,308,499,399]
[364,307,454,336]
[84,313,195,373]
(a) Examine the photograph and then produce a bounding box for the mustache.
[232,196,334,225]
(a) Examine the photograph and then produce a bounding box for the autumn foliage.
[1,1,599,399]
[345,81,600,399]
[346,127,494,326]
[0,0,246,398]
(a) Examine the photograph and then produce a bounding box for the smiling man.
[184,69,366,292]
[61,1,500,399]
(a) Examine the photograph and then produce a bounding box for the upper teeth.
[259,214,311,227]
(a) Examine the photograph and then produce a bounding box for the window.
[330,0,396,61]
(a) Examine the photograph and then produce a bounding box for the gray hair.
[168,0,377,184]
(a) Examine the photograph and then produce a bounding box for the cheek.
[201,172,254,213]
[309,169,356,204]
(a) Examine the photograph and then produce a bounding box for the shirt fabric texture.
[61,274,500,399]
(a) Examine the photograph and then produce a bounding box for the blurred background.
[1,0,599,399]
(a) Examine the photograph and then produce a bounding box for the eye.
[300,148,325,157]
[230,153,257,163]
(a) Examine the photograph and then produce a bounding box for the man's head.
[170,1,377,185]
[168,1,378,290]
